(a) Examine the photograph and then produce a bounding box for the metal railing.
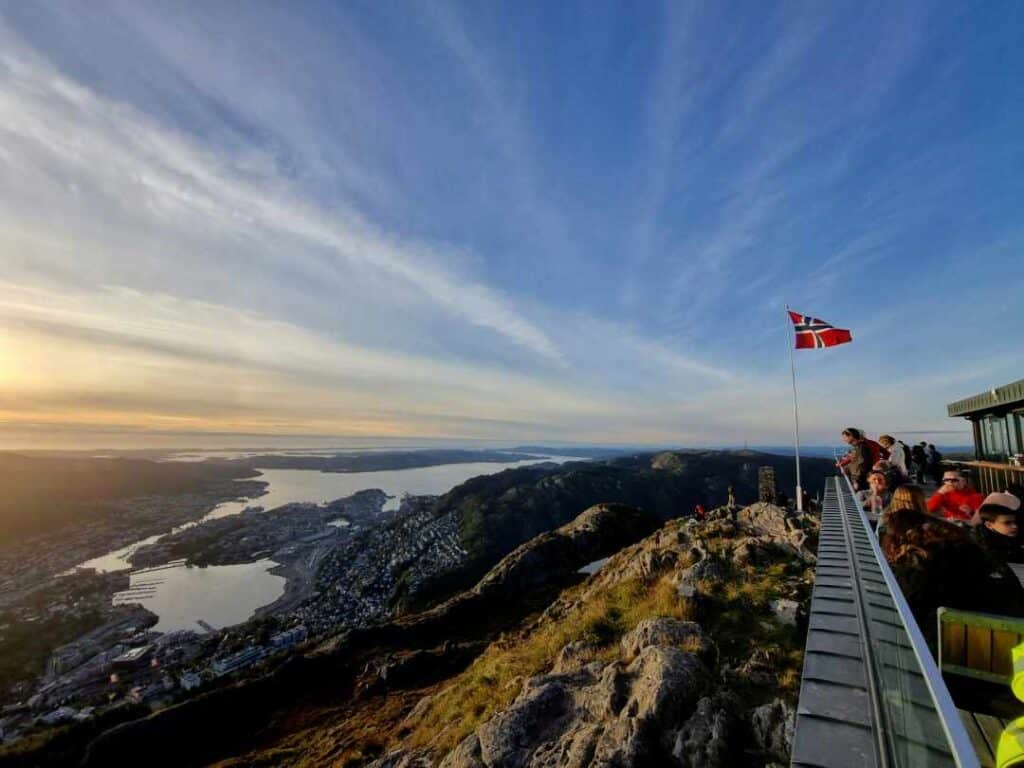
[835,473,977,766]
[794,474,978,766]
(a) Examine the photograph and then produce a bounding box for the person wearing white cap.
[971,491,1023,566]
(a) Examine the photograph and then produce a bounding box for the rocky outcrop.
[433,620,714,768]
[372,502,816,768]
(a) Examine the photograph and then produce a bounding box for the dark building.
[947,377,1024,461]
[947,377,1024,494]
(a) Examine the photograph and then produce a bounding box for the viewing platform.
[792,477,978,767]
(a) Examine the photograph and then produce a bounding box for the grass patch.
[406,575,692,754]
[698,561,806,697]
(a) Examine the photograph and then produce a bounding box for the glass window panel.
[984,416,1007,460]
[1010,412,1024,456]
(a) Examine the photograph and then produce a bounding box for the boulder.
[553,641,595,675]
[438,734,485,768]
[750,698,796,764]
[368,750,434,768]
[770,598,800,627]
[735,503,792,538]
[619,618,712,663]
[676,555,728,586]
[441,641,711,767]
[671,692,743,768]
[475,678,572,767]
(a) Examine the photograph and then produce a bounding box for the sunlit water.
[208,457,577,519]
[112,559,285,633]
[78,455,577,631]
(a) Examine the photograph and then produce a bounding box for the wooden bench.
[938,607,1024,686]
[939,608,1024,767]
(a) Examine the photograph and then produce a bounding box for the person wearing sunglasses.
[926,470,984,523]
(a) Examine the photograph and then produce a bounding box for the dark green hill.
[0,453,257,546]
[439,450,832,564]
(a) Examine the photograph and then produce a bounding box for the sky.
[0,0,1021,449]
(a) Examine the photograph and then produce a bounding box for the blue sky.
[0,1,1021,448]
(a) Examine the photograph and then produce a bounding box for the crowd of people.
[835,426,1024,646]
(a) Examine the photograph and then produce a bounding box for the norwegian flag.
[788,310,853,349]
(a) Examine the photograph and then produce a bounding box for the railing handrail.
[949,458,1024,474]
[836,472,979,766]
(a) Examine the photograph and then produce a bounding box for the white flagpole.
[786,305,803,512]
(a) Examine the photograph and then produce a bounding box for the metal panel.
[948,378,1024,417]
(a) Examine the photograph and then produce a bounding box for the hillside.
[1,450,826,767]
[54,500,817,768]
[398,450,831,610]
[347,502,816,768]
[0,453,257,546]
[443,450,830,564]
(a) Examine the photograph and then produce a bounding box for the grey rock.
[770,598,800,627]
[619,618,711,663]
[368,750,434,768]
[671,692,742,768]
[676,555,728,585]
[441,645,710,768]
[476,678,572,767]
[439,733,485,768]
[620,646,710,731]
[750,698,796,763]
[553,641,595,674]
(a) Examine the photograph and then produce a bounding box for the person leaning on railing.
[837,427,881,491]
[878,435,909,477]
[911,442,929,484]
[927,469,985,524]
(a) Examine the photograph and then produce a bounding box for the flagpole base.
[795,484,803,512]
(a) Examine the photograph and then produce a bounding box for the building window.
[1010,411,1024,457]
[982,415,1009,461]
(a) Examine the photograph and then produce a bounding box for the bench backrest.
[938,607,1024,685]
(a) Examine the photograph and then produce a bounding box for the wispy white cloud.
[0,2,1013,449]
[0,29,563,363]
[418,1,577,265]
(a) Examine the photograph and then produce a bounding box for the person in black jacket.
[881,507,1024,648]
[972,491,1023,565]
[911,442,928,484]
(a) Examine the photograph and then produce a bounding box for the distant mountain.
[440,450,832,565]
[511,445,639,459]
[224,449,541,472]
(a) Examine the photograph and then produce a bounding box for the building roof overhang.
[947,377,1024,418]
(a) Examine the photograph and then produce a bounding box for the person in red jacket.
[927,470,985,523]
